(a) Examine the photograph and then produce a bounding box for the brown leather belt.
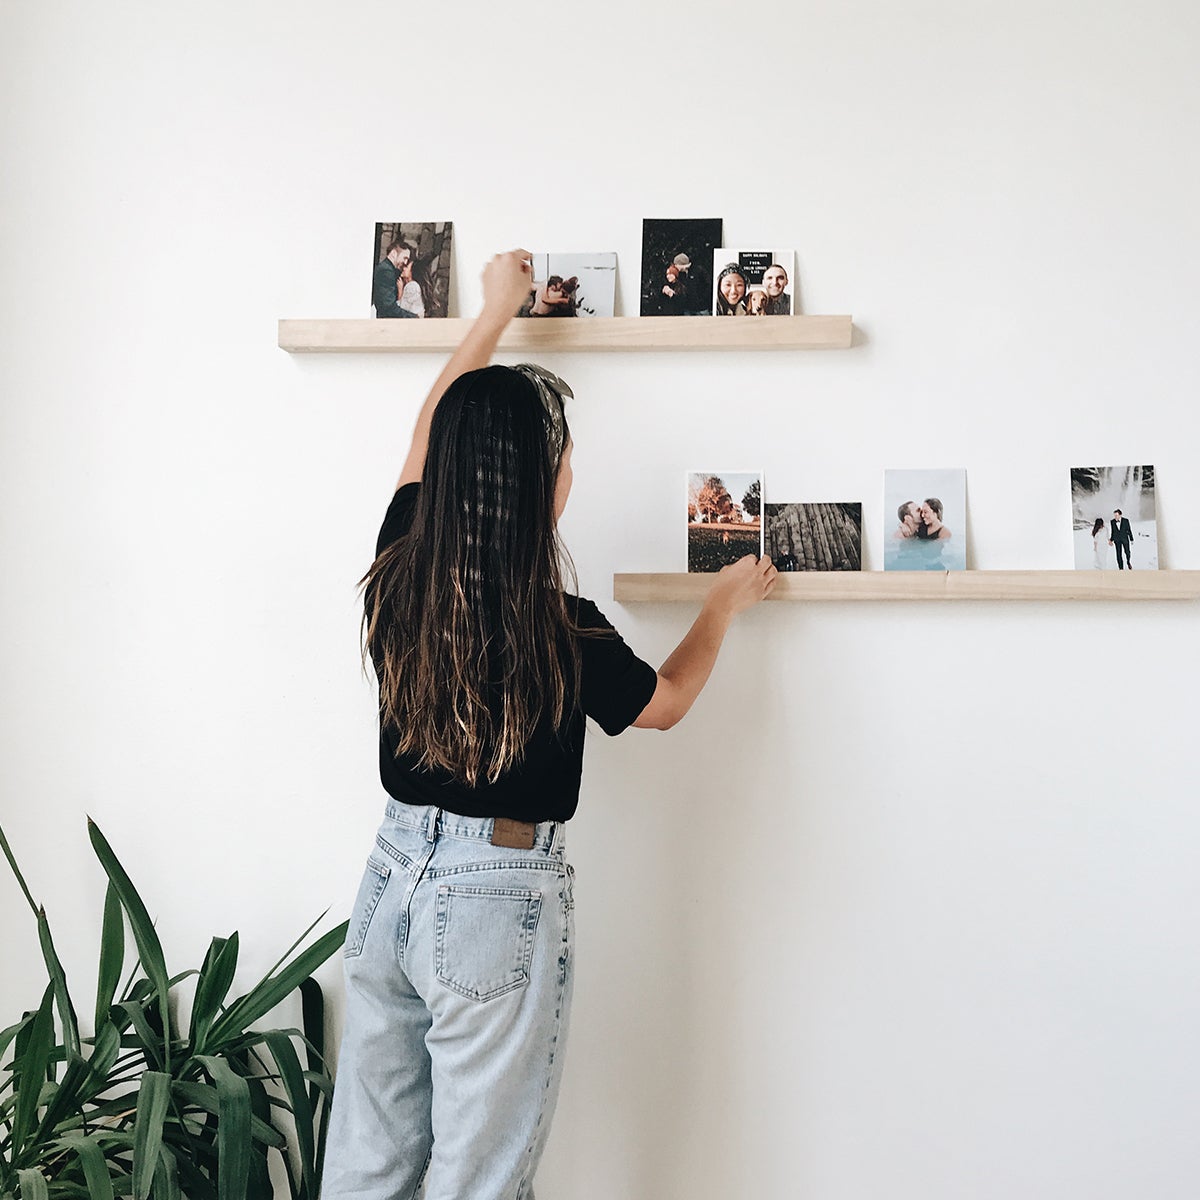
[490,817,537,849]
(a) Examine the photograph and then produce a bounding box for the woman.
[399,252,440,318]
[714,262,747,315]
[916,497,952,540]
[320,250,776,1200]
[1091,516,1108,568]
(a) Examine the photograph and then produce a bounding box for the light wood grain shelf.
[278,314,854,353]
[613,571,1200,603]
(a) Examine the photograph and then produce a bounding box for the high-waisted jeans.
[319,801,575,1200]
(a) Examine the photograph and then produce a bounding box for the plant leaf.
[131,1071,171,1200]
[0,823,39,917]
[95,883,125,1032]
[16,1167,49,1200]
[249,910,327,999]
[116,1003,164,1073]
[189,935,239,1056]
[36,907,80,1060]
[0,1014,34,1068]
[244,1077,274,1200]
[208,923,347,1047]
[194,1057,251,1200]
[64,1133,116,1200]
[164,1141,218,1200]
[169,1082,284,1148]
[298,978,325,1111]
[154,1144,181,1200]
[12,984,54,1157]
[79,1021,123,1099]
[262,1032,316,1199]
[87,821,171,1066]
[31,1051,93,1147]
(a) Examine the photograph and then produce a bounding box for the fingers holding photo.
[482,248,536,316]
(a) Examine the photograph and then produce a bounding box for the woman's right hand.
[705,554,777,617]
[481,249,534,318]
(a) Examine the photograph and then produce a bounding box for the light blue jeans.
[320,801,575,1200]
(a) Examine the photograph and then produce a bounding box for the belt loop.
[549,821,561,855]
[425,806,439,843]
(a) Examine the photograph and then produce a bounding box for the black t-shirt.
[371,484,658,823]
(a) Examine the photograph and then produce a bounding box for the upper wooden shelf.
[277,315,854,353]
[613,571,1200,603]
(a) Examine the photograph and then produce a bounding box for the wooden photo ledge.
[278,314,854,353]
[613,571,1200,603]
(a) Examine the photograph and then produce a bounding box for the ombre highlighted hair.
[361,364,581,786]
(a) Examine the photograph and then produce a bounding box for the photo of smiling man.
[711,250,795,315]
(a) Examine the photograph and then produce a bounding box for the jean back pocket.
[344,856,391,958]
[435,885,543,1002]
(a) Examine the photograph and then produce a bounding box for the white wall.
[3,2,1199,1196]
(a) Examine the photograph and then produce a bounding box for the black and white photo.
[1071,465,1158,570]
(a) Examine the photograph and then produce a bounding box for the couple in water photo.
[893,498,951,542]
[883,470,967,571]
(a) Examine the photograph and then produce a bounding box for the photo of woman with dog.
[712,249,796,316]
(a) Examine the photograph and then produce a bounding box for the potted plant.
[1,820,347,1200]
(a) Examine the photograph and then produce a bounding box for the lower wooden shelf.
[278,314,853,353]
[613,571,1200,603]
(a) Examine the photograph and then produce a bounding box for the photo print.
[516,253,617,318]
[884,469,967,571]
[765,503,862,571]
[1070,465,1158,570]
[712,250,795,316]
[371,222,453,318]
[641,218,723,316]
[687,471,764,572]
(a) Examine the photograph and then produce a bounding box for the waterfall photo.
[1070,465,1158,570]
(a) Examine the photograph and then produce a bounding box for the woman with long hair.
[319,249,776,1199]
[714,262,748,315]
[1091,516,1108,568]
[915,497,952,540]
[399,251,441,318]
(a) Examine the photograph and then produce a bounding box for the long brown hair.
[361,365,579,786]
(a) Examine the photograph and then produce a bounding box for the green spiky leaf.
[95,883,125,1031]
[87,820,171,1066]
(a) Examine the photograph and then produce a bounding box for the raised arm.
[395,249,533,490]
[633,554,777,730]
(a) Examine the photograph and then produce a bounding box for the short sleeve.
[573,597,658,736]
[376,483,420,556]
